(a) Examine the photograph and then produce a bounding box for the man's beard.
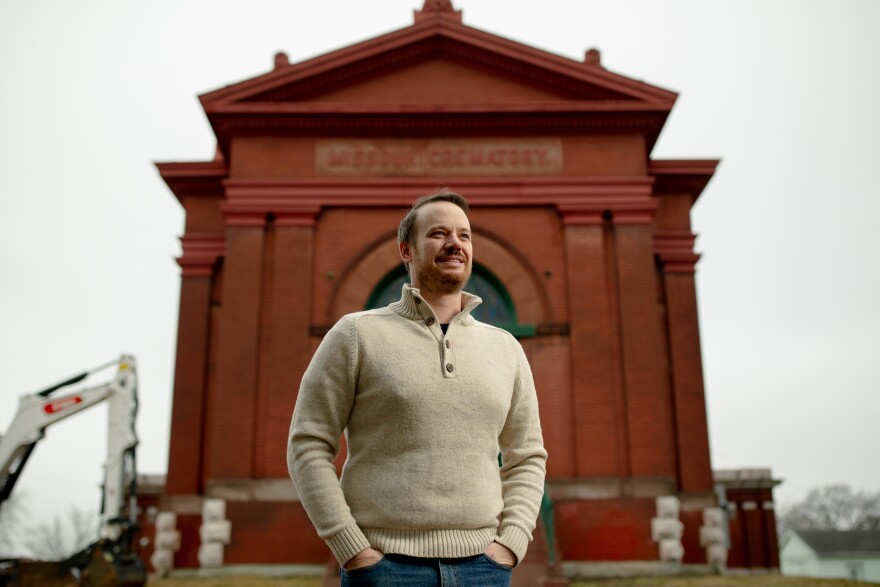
[411,253,471,295]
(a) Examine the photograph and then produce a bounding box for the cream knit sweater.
[288,285,547,567]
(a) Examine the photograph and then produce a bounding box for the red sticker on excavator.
[43,395,83,414]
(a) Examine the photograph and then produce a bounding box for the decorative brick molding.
[653,230,700,273]
[178,233,225,277]
[556,179,656,226]
[220,203,320,228]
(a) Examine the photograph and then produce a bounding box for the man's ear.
[399,240,413,266]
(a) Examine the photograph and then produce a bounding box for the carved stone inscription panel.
[316,138,563,176]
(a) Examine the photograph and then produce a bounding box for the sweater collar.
[389,283,482,325]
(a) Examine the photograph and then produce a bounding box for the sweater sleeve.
[495,340,548,564]
[287,315,371,566]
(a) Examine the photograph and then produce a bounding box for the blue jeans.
[340,553,512,587]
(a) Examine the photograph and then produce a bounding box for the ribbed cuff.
[495,526,531,567]
[325,524,372,567]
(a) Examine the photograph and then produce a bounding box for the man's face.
[400,201,473,295]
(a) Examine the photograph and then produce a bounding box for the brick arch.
[329,233,401,321]
[329,229,549,324]
[471,227,549,324]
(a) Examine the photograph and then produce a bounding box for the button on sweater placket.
[413,294,455,378]
[416,298,438,331]
[442,336,456,379]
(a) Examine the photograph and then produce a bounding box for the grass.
[149,574,867,587]
[150,577,320,587]
[569,577,865,587]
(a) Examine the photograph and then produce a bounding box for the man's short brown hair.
[397,188,470,245]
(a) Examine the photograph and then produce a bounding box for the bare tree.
[22,506,99,561]
[0,495,25,557]
[779,484,880,534]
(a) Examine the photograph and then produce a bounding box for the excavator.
[0,355,146,587]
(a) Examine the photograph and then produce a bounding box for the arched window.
[366,264,535,337]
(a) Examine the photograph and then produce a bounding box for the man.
[288,189,547,586]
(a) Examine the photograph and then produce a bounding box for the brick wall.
[555,499,659,561]
[224,502,330,564]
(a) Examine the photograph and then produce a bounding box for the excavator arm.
[0,356,145,587]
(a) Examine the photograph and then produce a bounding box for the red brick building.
[153,0,764,578]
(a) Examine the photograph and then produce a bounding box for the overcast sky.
[2,0,878,543]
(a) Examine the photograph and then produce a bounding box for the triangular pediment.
[201,17,675,108]
[253,57,578,105]
[199,10,677,153]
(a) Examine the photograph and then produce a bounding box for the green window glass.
[366,264,535,337]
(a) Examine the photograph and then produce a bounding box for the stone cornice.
[155,160,228,205]
[206,111,670,158]
[649,159,720,203]
[207,101,667,114]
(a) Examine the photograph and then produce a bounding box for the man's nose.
[445,234,463,250]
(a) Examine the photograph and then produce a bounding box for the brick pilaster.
[561,210,626,477]
[657,247,713,492]
[206,221,266,479]
[166,233,223,494]
[253,212,317,478]
[614,223,676,478]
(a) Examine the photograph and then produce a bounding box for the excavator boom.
[0,356,145,587]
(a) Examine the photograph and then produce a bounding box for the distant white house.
[780,529,880,583]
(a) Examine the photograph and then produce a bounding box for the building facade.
[152,0,752,577]
[781,530,880,583]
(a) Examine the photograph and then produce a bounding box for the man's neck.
[419,290,463,324]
